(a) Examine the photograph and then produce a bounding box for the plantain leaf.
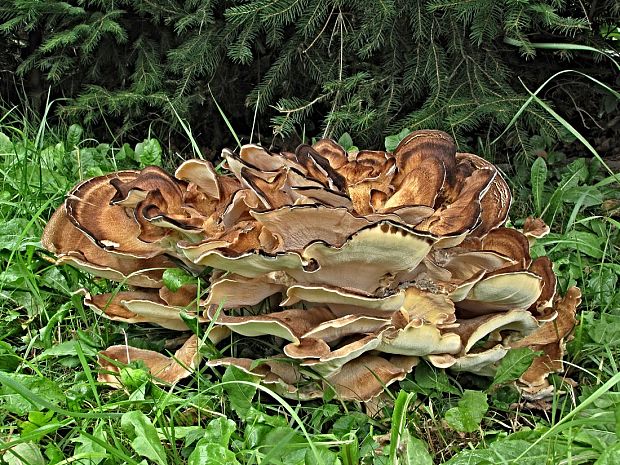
[445,390,488,433]
[121,411,168,465]
[531,157,547,216]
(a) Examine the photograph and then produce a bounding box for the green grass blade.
[167,98,203,160]
[209,380,325,465]
[76,430,141,465]
[209,86,242,149]
[0,422,72,451]
[0,371,122,419]
[74,337,102,408]
[389,390,416,464]
[513,371,620,463]
[526,89,620,183]
[492,69,620,144]
[503,38,620,70]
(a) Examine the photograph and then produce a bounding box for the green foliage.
[491,348,540,387]
[4,442,46,465]
[385,128,411,152]
[519,155,620,304]
[1,0,617,152]
[444,391,489,433]
[337,132,356,152]
[0,374,66,416]
[402,361,460,397]
[531,157,548,216]
[219,366,259,419]
[135,138,163,168]
[162,268,196,292]
[188,418,240,465]
[1,109,620,464]
[444,438,591,465]
[386,391,434,465]
[121,411,169,465]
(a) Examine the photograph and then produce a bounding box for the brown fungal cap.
[457,271,544,314]
[206,306,334,344]
[513,287,580,349]
[292,221,433,294]
[42,205,173,287]
[528,256,557,311]
[42,130,578,402]
[295,145,347,191]
[82,287,206,331]
[98,335,201,387]
[456,153,512,236]
[282,285,406,312]
[312,139,348,169]
[206,273,286,308]
[65,171,166,258]
[302,314,391,343]
[401,287,456,326]
[481,227,531,267]
[110,166,184,207]
[441,249,516,281]
[251,205,371,251]
[377,324,462,356]
[181,247,306,277]
[416,168,496,236]
[175,159,220,198]
[326,354,418,401]
[523,216,551,246]
[393,130,457,187]
[382,156,445,210]
[453,309,539,353]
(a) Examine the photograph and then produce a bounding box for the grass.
[0,101,619,465]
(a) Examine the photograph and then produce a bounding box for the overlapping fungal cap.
[98,335,203,387]
[42,130,579,401]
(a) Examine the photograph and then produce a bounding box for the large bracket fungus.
[42,130,580,402]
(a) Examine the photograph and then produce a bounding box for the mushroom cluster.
[42,130,579,402]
